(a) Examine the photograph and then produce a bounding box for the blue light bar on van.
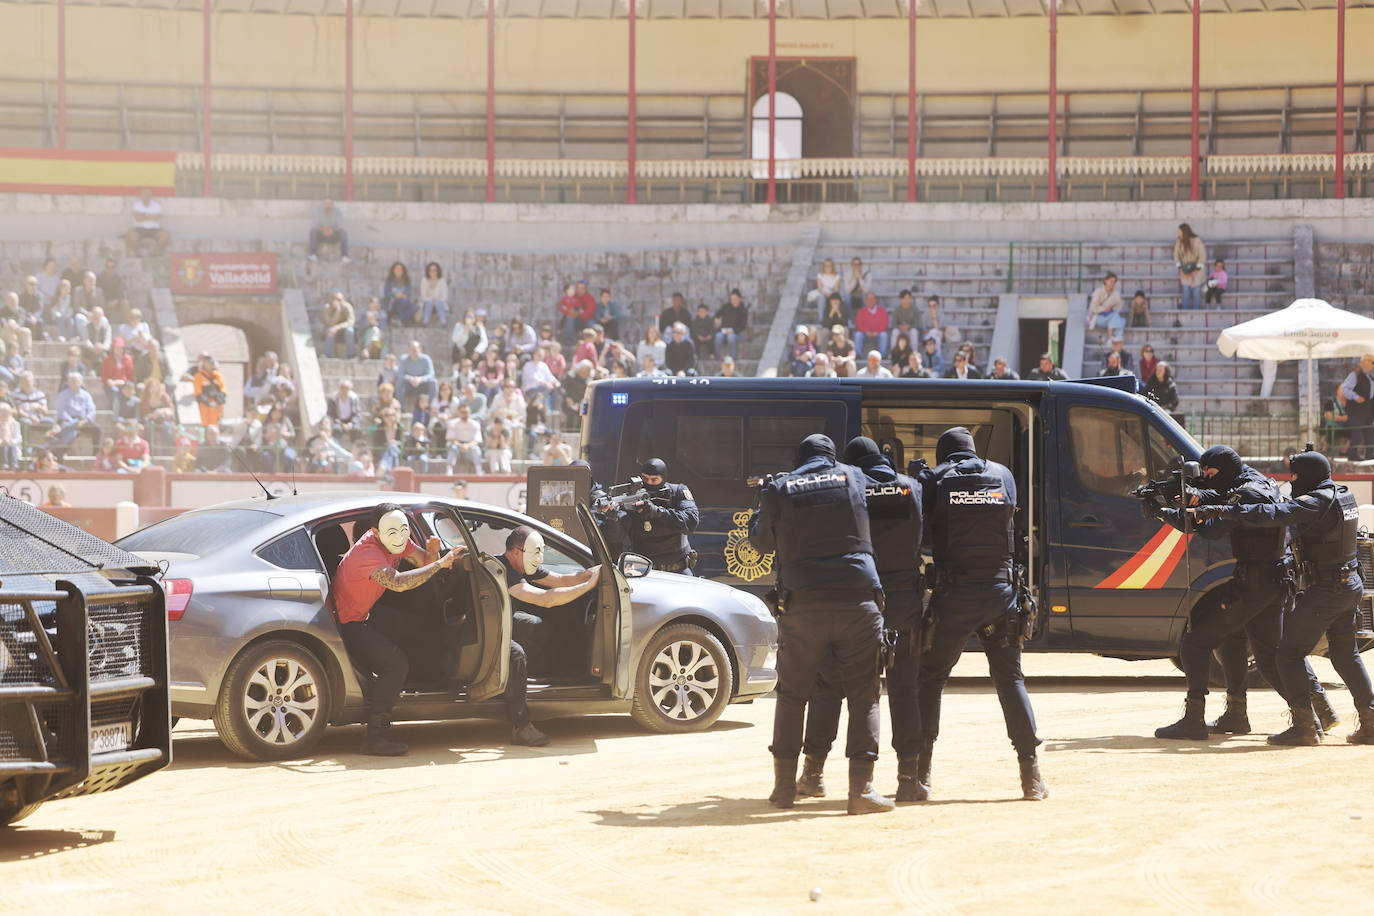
[611,392,629,406]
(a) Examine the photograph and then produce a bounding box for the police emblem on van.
[725,509,774,582]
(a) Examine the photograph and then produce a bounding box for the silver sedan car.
[116,492,777,761]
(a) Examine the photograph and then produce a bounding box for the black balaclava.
[1289,451,1333,497]
[842,435,887,471]
[795,434,836,467]
[641,457,667,489]
[1199,445,1244,491]
[936,427,977,464]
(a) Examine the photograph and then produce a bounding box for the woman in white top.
[808,258,843,322]
[637,326,667,367]
[419,262,449,328]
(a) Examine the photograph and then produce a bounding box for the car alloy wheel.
[631,623,732,734]
[213,640,331,761]
[244,657,321,747]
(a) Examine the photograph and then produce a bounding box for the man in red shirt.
[114,421,151,469]
[333,502,464,756]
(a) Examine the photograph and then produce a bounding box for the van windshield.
[1147,405,1202,455]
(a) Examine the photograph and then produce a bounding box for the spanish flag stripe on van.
[1095,524,1192,590]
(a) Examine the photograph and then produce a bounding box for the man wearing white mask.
[333,502,464,756]
[499,526,602,746]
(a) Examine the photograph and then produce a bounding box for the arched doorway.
[748,57,856,201]
[751,92,803,179]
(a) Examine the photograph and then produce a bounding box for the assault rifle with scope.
[1132,461,1203,518]
[592,476,654,514]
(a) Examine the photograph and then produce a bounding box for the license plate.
[90,722,132,755]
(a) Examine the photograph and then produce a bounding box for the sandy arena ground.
[3,652,1372,915]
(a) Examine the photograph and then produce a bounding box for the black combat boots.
[795,754,826,798]
[1208,694,1251,734]
[359,714,407,757]
[1348,706,1374,745]
[895,757,930,802]
[1313,691,1342,733]
[1018,753,1048,801]
[769,757,798,809]
[1267,702,1322,746]
[1155,696,1209,740]
[846,759,895,815]
[916,742,934,798]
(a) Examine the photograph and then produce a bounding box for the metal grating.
[0,600,59,686]
[86,605,150,682]
[1359,539,1374,588]
[0,495,158,577]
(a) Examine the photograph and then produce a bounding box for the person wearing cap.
[748,433,893,815]
[618,458,699,574]
[1192,450,1374,746]
[914,427,1046,800]
[1149,446,1333,740]
[184,351,227,428]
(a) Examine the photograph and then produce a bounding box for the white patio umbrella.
[1217,297,1374,446]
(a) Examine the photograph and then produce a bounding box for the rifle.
[591,476,654,514]
[1132,466,1200,519]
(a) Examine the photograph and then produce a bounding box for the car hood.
[628,569,771,617]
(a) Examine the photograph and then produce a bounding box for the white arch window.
[751,92,802,179]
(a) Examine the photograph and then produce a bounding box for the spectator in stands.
[561,360,594,429]
[326,379,362,438]
[477,346,506,401]
[542,431,574,466]
[489,380,526,450]
[48,372,98,453]
[1128,290,1151,328]
[453,310,487,363]
[665,322,696,376]
[136,337,169,388]
[808,259,843,322]
[97,258,126,315]
[1340,354,1374,461]
[887,332,914,371]
[1144,361,1180,413]
[602,339,633,377]
[13,372,49,437]
[125,188,170,254]
[359,309,386,360]
[856,350,893,379]
[919,296,944,343]
[36,258,60,308]
[101,338,137,415]
[95,438,128,473]
[306,417,350,474]
[807,352,837,378]
[691,304,716,358]
[82,305,112,365]
[827,325,857,377]
[637,354,667,378]
[371,381,402,425]
[508,318,538,359]
[433,380,459,424]
[1324,384,1350,454]
[348,440,376,478]
[171,434,197,474]
[525,393,549,454]
[308,198,350,262]
[46,278,79,342]
[36,452,70,476]
[115,421,151,470]
[185,352,227,428]
[571,281,597,342]
[1138,344,1158,383]
[447,404,483,474]
[1204,258,1228,308]
[1,293,36,353]
[891,290,918,349]
[382,262,416,326]
[718,356,740,378]
[119,308,154,358]
[196,425,230,472]
[853,292,890,359]
[943,350,981,380]
[1102,337,1133,376]
[637,325,666,368]
[574,327,600,366]
[370,406,404,473]
[19,277,44,333]
[596,289,621,341]
[399,339,438,407]
[411,392,433,431]
[988,356,1019,381]
[419,263,449,328]
[545,341,567,380]
[403,422,434,473]
[556,283,580,344]
[0,402,20,470]
[258,418,297,474]
[920,336,944,375]
[820,293,850,337]
[715,289,748,362]
[1027,352,1068,382]
[322,291,356,359]
[659,293,692,335]
[460,382,488,423]
[113,380,140,424]
[901,352,933,379]
[485,418,513,474]
[1174,223,1207,310]
[843,257,870,313]
[1100,352,1135,380]
[790,326,816,377]
[60,256,85,291]
[1086,271,1125,344]
[521,346,561,412]
[0,332,22,386]
[244,355,276,406]
[140,378,176,431]
[74,271,104,318]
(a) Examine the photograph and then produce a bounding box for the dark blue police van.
[581,376,1372,665]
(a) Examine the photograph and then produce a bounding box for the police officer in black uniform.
[1195,450,1374,745]
[1151,446,1335,739]
[621,458,699,574]
[571,459,626,555]
[749,434,894,815]
[916,427,1046,800]
[795,437,927,803]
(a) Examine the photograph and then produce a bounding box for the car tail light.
[163,578,193,621]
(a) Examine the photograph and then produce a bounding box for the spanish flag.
[1094,524,1193,590]
[0,147,176,196]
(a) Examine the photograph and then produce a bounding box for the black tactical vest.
[1229,478,1288,563]
[1298,484,1359,567]
[931,457,1015,577]
[629,484,691,562]
[773,462,878,592]
[864,473,922,590]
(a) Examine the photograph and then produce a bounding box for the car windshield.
[117,508,281,557]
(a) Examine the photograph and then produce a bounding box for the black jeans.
[771,597,883,762]
[802,589,923,759]
[340,617,410,716]
[506,641,532,727]
[1278,574,1374,709]
[514,610,554,676]
[919,582,1039,757]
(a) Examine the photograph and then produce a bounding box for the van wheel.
[631,624,732,734]
[213,640,331,761]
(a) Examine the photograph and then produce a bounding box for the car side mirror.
[1182,460,1201,481]
[618,552,652,579]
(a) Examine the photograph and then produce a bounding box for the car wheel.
[212,640,331,761]
[630,624,732,734]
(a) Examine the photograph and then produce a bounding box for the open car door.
[429,505,511,703]
[578,504,634,698]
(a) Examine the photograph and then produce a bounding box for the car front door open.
[578,504,633,697]
[430,506,511,703]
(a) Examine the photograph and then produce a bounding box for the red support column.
[1189,0,1200,201]
[767,0,777,205]
[202,0,213,197]
[1047,0,1058,203]
[344,0,355,201]
[627,0,637,204]
[906,0,917,202]
[486,0,496,203]
[56,0,66,148]
[1336,0,1346,198]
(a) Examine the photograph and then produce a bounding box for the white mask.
[521,531,545,576]
[377,509,411,556]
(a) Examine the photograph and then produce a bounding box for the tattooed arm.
[369,547,464,592]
